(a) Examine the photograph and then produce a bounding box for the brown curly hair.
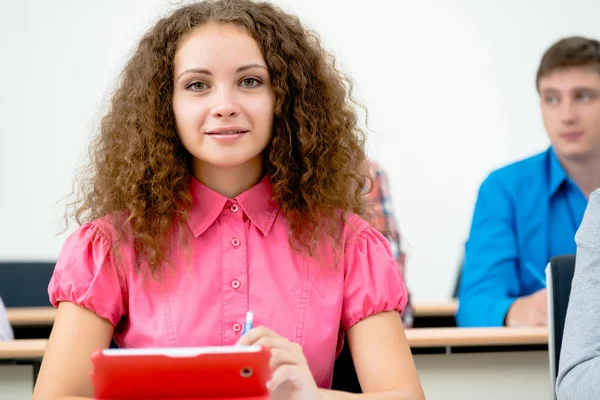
[68,0,371,273]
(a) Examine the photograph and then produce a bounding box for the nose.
[211,87,240,118]
[560,100,578,126]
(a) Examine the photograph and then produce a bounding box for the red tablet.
[91,345,271,400]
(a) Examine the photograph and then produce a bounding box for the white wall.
[1,0,599,302]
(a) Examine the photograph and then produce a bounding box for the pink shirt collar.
[187,175,280,237]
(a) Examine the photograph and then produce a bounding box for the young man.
[457,36,600,327]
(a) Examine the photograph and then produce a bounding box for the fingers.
[238,328,306,366]
[534,290,548,316]
[534,289,548,303]
[234,326,315,394]
[529,297,548,326]
[237,326,305,352]
[236,326,277,346]
[534,308,548,326]
[268,365,302,392]
[269,346,306,369]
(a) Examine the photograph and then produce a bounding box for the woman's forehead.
[174,23,266,76]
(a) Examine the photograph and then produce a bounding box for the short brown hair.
[536,36,600,91]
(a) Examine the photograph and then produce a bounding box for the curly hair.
[68,0,371,273]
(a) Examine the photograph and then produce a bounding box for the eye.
[187,81,208,91]
[575,91,592,101]
[240,78,261,88]
[544,95,559,105]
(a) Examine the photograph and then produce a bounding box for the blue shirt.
[456,147,588,327]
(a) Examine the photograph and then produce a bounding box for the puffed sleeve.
[341,225,408,331]
[48,222,127,326]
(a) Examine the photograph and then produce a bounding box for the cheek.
[540,109,557,130]
[584,106,600,126]
[173,99,208,131]
[248,96,275,126]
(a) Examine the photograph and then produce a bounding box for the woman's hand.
[236,326,322,400]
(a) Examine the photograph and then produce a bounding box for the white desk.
[415,351,548,399]
[0,339,45,400]
[412,300,458,317]
[409,327,549,400]
[7,307,56,326]
[1,328,550,400]
[0,365,34,400]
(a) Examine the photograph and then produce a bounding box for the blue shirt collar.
[549,146,569,197]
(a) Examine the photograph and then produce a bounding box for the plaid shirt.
[365,162,413,328]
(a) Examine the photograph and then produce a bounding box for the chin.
[554,146,594,162]
[202,154,263,169]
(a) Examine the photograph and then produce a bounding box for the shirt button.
[231,204,239,213]
[232,280,241,289]
[233,323,242,332]
[232,238,240,247]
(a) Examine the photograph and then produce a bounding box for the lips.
[206,130,249,135]
[560,131,583,141]
[205,126,250,135]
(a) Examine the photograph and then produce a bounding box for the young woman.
[33,1,424,399]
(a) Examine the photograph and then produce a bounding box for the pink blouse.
[49,176,407,388]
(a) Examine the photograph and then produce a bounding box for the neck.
[193,158,264,199]
[559,153,600,198]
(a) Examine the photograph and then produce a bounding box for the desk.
[2,330,550,400]
[0,339,46,358]
[0,340,45,400]
[8,303,463,328]
[406,326,548,347]
[6,303,460,324]
[7,307,56,327]
[412,300,458,317]
[412,300,458,328]
[7,307,56,341]
[333,327,549,399]
[410,327,549,400]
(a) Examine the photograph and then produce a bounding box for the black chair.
[331,339,361,393]
[0,262,56,307]
[547,254,576,399]
[0,261,56,382]
[452,251,464,298]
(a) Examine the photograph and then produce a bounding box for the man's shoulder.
[484,149,550,192]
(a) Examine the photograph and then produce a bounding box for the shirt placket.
[221,200,249,344]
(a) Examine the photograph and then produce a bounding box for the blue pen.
[241,310,254,335]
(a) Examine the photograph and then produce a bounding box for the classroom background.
[1,0,599,303]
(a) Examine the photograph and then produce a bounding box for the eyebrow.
[571,86,598,93]
[175,64,268,82]
[542,86,598,94]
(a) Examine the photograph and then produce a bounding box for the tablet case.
[91,345,271,399]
